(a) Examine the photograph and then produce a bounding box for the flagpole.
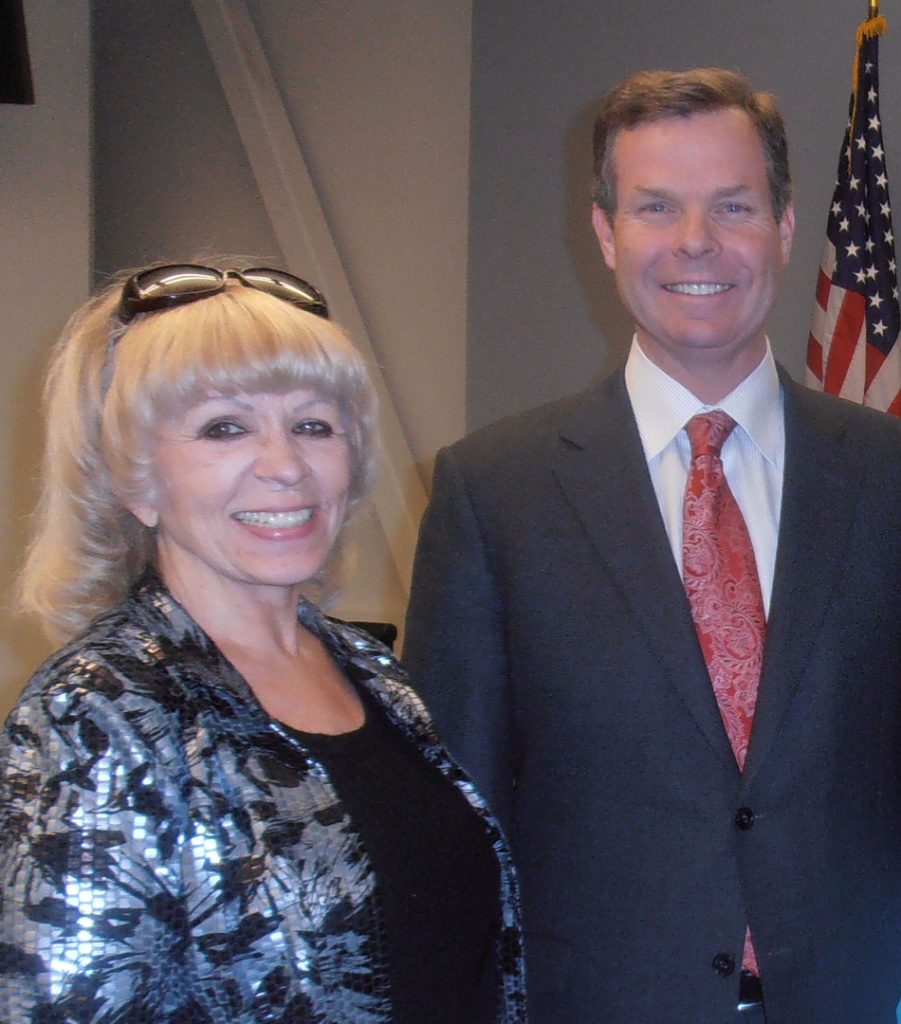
[852,4,888,130]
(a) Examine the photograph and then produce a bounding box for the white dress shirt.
[624,338,785,615]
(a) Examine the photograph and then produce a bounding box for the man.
[404,69,901,1024]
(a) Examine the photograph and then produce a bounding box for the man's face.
[592,107,794,389]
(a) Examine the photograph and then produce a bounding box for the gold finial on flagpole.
[849,1,887,174]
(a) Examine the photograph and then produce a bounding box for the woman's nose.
[253,431,310,484]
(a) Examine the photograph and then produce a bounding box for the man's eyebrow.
[712,184,754,199]
[630,186,676,201]
[624,183,759,207]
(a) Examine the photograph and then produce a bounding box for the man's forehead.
[611,108,766,173]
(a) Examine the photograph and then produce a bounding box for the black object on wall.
[1,0,34,104]
[350,621,399,652]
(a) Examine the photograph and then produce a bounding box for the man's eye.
[722,202,751,214]
[641,202,668,214]
[294,419,335,438]
[201,420,245,439]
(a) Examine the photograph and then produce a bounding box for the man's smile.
[662,282,733,295]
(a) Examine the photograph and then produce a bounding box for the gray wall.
[468,0,901,428]
[5,1,898,712]
[94,0,471,476]
[93,3,283,278]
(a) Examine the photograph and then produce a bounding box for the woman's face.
[130,387,352,604]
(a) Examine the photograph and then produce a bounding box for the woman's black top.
[287,684,501,1024]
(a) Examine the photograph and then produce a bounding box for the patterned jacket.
[0,570,526,1023]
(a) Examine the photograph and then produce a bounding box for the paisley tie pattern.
[682,411,765,770]
[682,411,766,977]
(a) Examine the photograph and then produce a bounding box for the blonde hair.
[19,269,378,643]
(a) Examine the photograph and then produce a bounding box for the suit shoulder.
[786,378,901,454]
[442,377,619,472]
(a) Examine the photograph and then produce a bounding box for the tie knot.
[685,410,737,459]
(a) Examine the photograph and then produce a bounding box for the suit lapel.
[741,371,863,788]
[552,369,737,770]
[550,366,864,782]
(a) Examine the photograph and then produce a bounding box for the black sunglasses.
[117,264,329,324]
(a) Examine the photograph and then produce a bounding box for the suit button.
[734,807,754,830]
[712,952,735,976]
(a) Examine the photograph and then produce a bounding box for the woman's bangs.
[116,290,349,424]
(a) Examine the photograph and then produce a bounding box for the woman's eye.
[200,420,245,440]
[294,418,335,438]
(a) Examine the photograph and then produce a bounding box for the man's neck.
[634,335,768,404]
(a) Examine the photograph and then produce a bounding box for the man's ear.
[778,202,795,264]
[591,204,617,270]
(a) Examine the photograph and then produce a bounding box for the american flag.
[807,16,901,416]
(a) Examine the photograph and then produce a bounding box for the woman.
[0,264,526,1023]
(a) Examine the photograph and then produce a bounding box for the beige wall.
[2,1,471,712]
[0,0,91,718]
[93,0,472,635]
[248,1,471,477]
[4,1,897,717]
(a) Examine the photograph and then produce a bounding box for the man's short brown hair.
[592,67,791,221]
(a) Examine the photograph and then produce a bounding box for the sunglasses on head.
[117,264,329,324]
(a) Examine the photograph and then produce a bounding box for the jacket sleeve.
[0,668,195,1024]
[403,444,516,825]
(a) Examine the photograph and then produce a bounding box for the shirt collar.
[624,336,783,464]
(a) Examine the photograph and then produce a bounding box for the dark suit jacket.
[404,366,901,1024]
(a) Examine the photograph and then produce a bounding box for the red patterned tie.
[683,411,766,975]
[682,411,765,769]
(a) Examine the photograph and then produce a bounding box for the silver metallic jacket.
[0,570,526,1023]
